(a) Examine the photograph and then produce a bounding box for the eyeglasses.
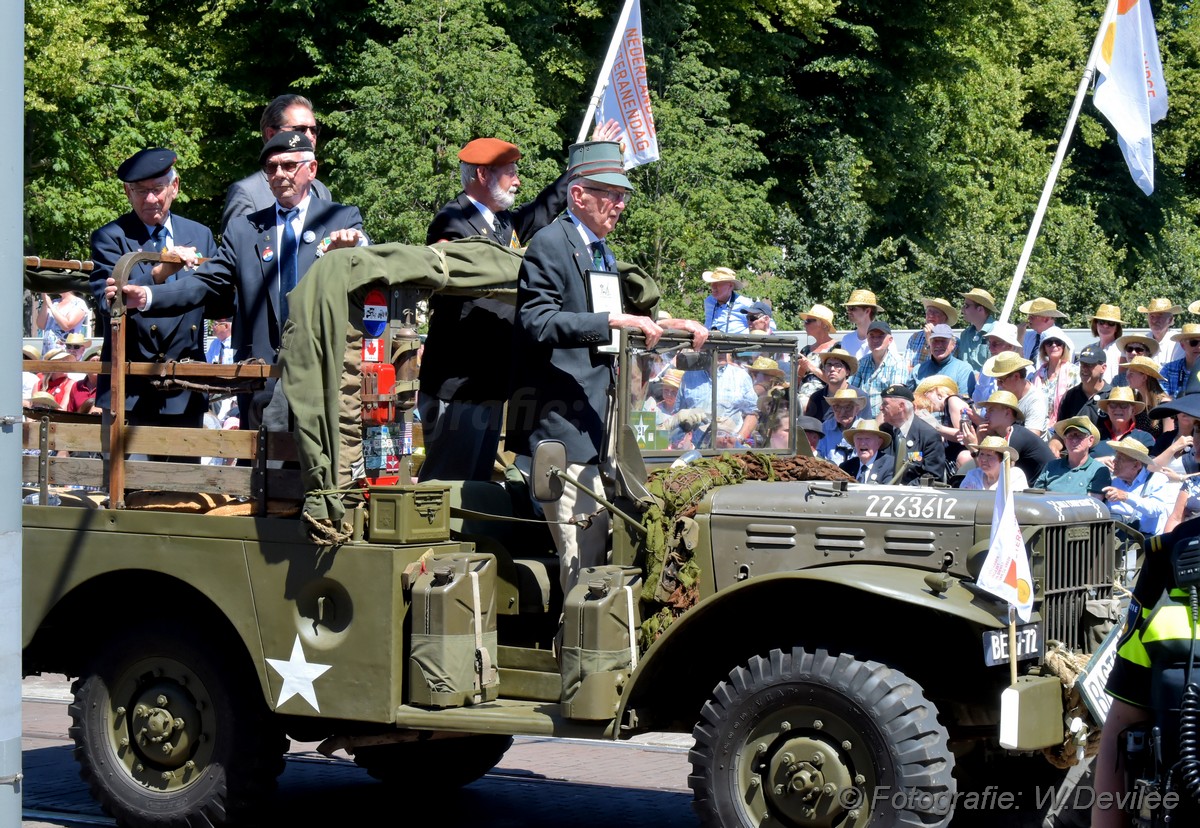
[129,184,171,198]
[263,160,309,176]
[581,186,629,203]
[825,361,848,371]
[278,123,321,137]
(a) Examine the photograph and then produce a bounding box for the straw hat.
[22,344,39,360]
[1171,323,1200,343]
[1018,297,1066,318]
[64,332,89,347]
[961,288,996,312]
[43,348,71,363]
[985,321,1022,350]
[1106,437,1153,466]
[83,345,103,361]
[920,297,959,325]
[983,390,1024,420]
[748,356,785,379]
[702,266,743,288]
[843,289,882,310]
[818,348,859,376]
[969,435,1019,462]
[843,419,892,449]
[829,387,868,411]
[914,374,960,398]
[27,391,59,409]
[1090,304,1123,336]
[1120,355,1165,382]
[1116,333,1161,358]
[1098,386,1147,414]
[1138,298,1183,315]
[982,351,1033,378]
[798,303,836,333]
[1189,300,1200,316]
[660,369,684,390]
[1053,415,1101,442]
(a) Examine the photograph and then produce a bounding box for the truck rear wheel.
[352,734,514,788]
[689,648,955,827]
[68,626,287,828]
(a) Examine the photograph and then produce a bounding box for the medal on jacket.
[302,230,316,244]
[262,246,274,262]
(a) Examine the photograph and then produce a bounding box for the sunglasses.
[262,159,309,175]
[1124,346,1147,353]
[1188,339,1200,347]
[278,122,321,137]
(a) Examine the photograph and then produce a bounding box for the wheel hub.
[125,681,201,770]
[762,736,858,826]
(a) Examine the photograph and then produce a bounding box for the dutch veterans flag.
[1093,0,1168,195]
[977,461,1034,622]
[595,0,659,170]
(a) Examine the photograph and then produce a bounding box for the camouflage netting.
[638,453,853,650]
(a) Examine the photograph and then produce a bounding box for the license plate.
[982,623,1042,666]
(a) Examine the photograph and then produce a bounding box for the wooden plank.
[25,360,278,378]
[23,456,303,500]
[21,422,297,461]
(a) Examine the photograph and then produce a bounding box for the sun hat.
[969,435,1019,462]
[1138,298,1184,315]
[1098,386,1147,414]
[843,419,892,449]
[798,304,836,332]
[22,344,39,360]
[1053,416,1101,442]
[982,352,1033,378]
[1116,333,1161,357]
[1018,297,1066,318]
[27,391,59,409]
[985,321,1022,349]
[829,387,868,411]
[1189,300,1200,316]
[1106,437,1153,465]
[44,348,71,362]
[83,345,103,361]
[660,369,684,389]
[1120,355,1165,382]
[1090,304,1124,336]
[983,390,1024,420]
[843,289,881,310]
[1037,325,1073,357]
[748,356,785,379]
[701,266,743,287]
[920,297,959,325]
[818,348,858,375]
[1170,323,1200,343]
[961,288,996,313]
[915,375,960,398]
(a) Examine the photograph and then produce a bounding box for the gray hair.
[260,94,315,138]
[459,162,479,192]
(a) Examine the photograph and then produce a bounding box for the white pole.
[575,0,638,143]
[997,0,1118,325]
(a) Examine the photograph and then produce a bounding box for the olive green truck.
[21,248,1126,828]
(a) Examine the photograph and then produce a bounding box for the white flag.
[977,461,1034,622]
[595,0,659,170]
[1093,0,1168,195]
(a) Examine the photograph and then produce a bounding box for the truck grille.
[1037,522,1116,653]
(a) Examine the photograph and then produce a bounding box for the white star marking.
[266,636,332,712]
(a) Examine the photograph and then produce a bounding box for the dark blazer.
[506,214,654,463]
[148,199,364,363]
[840,453,896,484]
[882,416,948,485]
[221,170,331,232]
[89,211,217,416]
[421,175,569,402]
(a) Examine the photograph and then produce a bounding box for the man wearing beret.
[89,147,217,431]
[107,131,367,431]
[878,383,947,485]
[506,140,707,597]
[221,93,332,231]
[419,121,620,482]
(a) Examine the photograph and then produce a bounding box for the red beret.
[458,138,521,166]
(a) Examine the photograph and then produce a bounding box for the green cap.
[567,141,633,190]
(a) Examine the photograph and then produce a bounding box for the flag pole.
[1002,452,1019,685]
[997,0,1118,325]
[576,0,638,143]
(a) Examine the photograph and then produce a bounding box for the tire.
[689,648,955,827]
[352,734,514,788]
[68,626,288,828]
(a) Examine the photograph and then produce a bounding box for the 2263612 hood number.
[865,494,958,521]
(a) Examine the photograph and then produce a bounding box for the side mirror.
[531,440,566,503]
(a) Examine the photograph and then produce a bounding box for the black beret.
[880,384,913,401]
[117,148,177,182]
[260,130,315,165]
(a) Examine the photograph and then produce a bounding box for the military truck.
[21,245,1126,827]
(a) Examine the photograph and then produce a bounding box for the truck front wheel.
[68,626,287,828]
[689,647,955,827]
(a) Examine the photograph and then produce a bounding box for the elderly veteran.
[961,390,1054,484]
[1139,297,1185,364]
[970,320,1022,404]
[840,419,895,483]
[805,347,858,420]
[959,436,1027,492]
[703,267,754,333]
[1033,417,1111,496]
[817,386,867,465]
[1093,386,1154,456]
[903,297,958,375]
[741,299,776,335]
[878,383,947,485]
[1159,323,1200,398]
[909,323,975,397]
[956,287,997,373]
[1017,296,1067,365]
[1057,343,1111,425]
[1101,437,1178,535]
[1086,303,1124,382]
[982,351,1048,436]
[840,288,888,361]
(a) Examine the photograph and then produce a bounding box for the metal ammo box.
[368,483,451,544]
